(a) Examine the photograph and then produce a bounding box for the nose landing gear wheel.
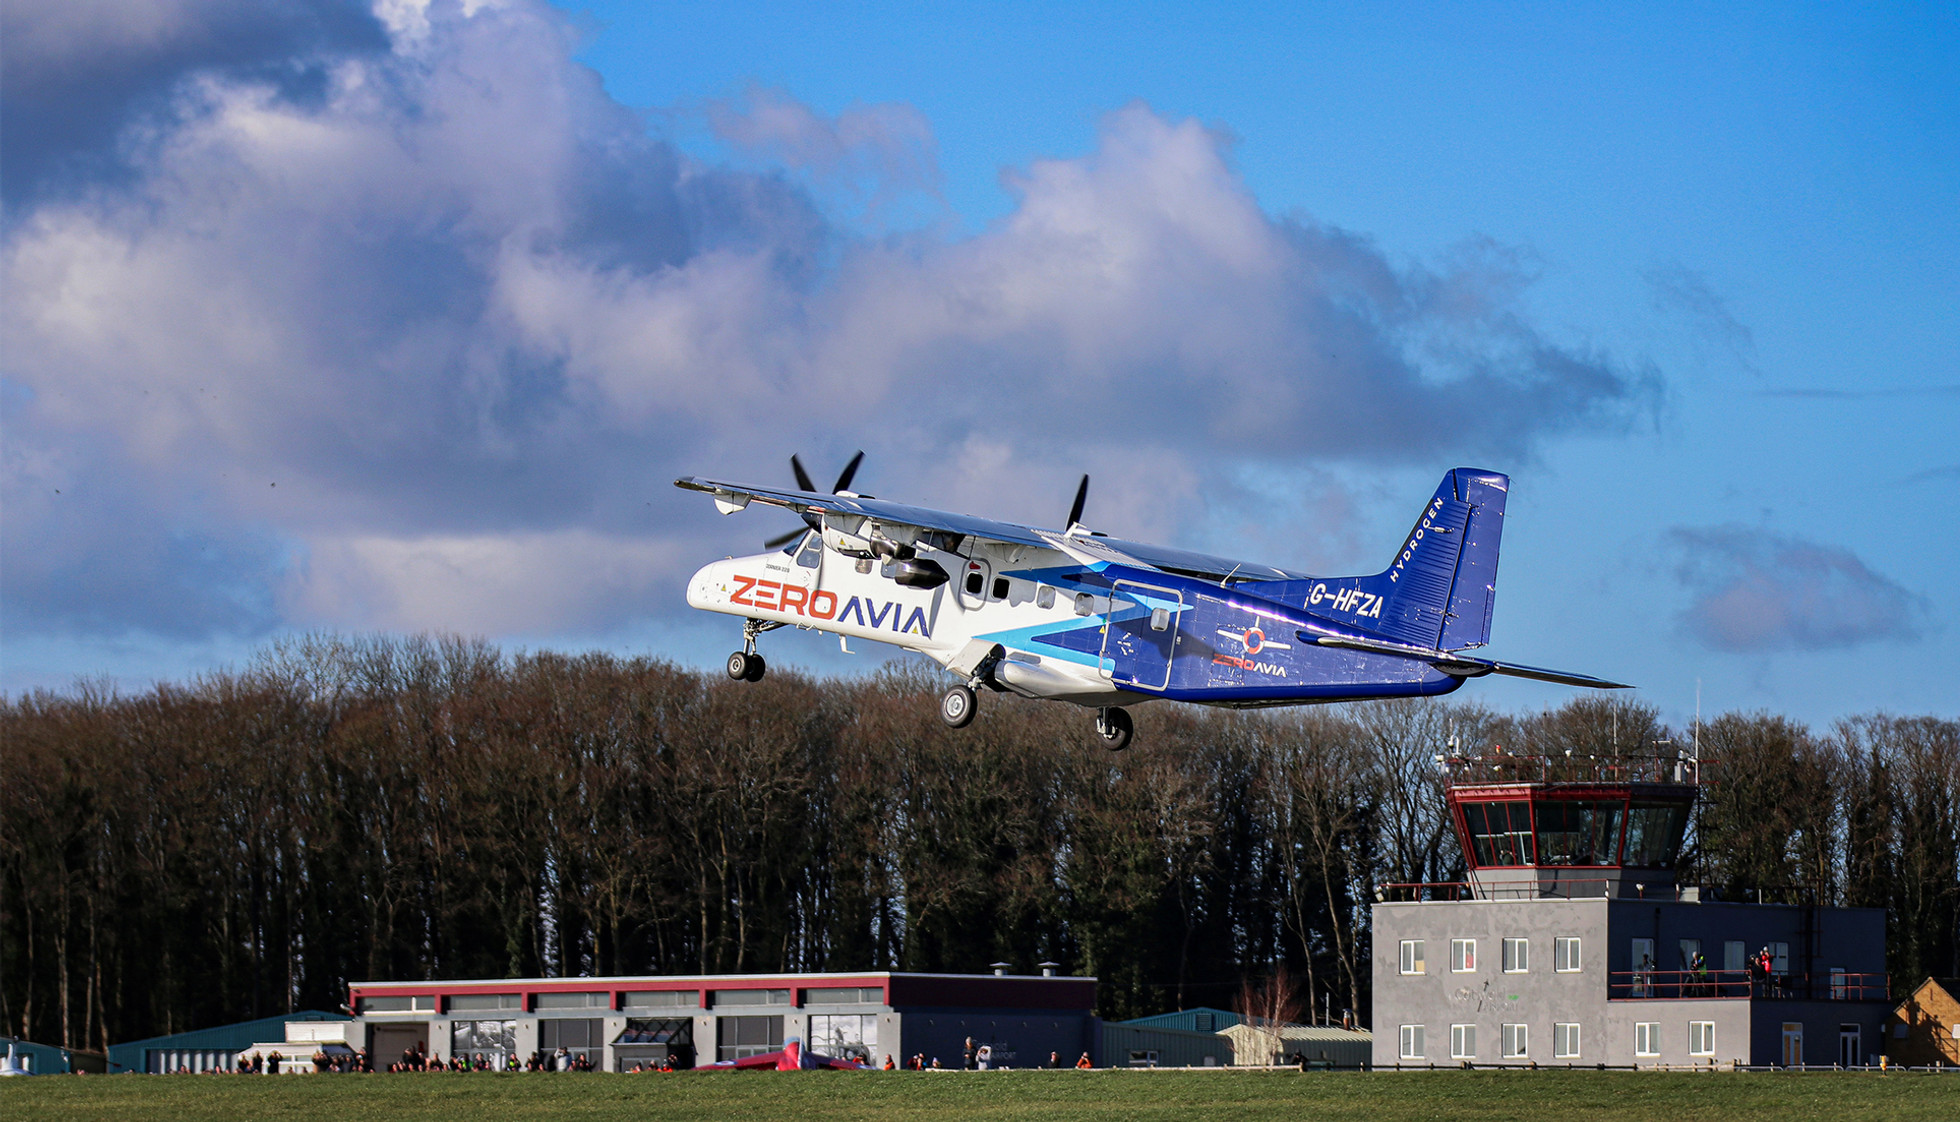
[940,684,977,728]
[1095,707,1133,751]
[727,651,766,682]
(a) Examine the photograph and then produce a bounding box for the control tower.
[1370,749,1889,1069]
[1444,752,1695,902]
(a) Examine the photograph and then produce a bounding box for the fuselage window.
[1150,607,1171,631]
[1074,592,1095,617]
[1036,585,1056,610]
[991,577,1010,601]
[964,571,985,596]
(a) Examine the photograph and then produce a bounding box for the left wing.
[677,476,1061,552]
[676,476,1311,580]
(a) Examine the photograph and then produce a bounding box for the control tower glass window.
[1623,802,1690,867]
[1533,799,1625,866]
[1460,801,1535,866]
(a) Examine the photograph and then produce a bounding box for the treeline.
[2,634,1955,1053]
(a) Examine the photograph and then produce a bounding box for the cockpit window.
[794,534,823,569]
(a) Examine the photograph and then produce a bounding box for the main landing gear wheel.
[726,651,766,682]
[1096,707,1134,751]
[940,684,977,728]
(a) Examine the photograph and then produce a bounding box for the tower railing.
[1605,969,1887,1002]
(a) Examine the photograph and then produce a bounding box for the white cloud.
[1,0,1656,653]
[288,529,684,633]
[1667,526,1927,651]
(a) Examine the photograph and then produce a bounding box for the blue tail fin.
[1267,469,1509,650]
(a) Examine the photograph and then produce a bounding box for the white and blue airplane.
[677,455,1626,749]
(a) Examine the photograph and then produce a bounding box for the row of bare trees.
[3,634,1954,1052]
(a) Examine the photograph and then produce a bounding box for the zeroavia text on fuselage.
[677,456,1627,750]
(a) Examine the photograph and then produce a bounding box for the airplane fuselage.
[686,531,1463,710]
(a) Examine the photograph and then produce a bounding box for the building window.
[1398,1024,1425,1060]
[1678,938,1701,970]
[447,993,521,1013]
[1689,1021,1716,1057]
[1724,941,1745,973]
[710,988,791,1007]
[1502,938,1529,974]
[808,1014,879,1063]
[539,1018,603,1051]
[451,1020,517,1064]
[1452,938,1477,973]
[1450,1024,1477,1060]
[535,991,609,1012]
[1459,800,1535,865]
[1635,1022,1659,1056]
[1399,940,1426,975]
[621,990,699,1012]
[802,986,883,1006]
[1502,1023,1528,1059]
[1554,1023,1580,1059]
[717,1016,785,1062]
[1554,936,1582,973]
[1768,943,1790,974]
[357,995,435,1013]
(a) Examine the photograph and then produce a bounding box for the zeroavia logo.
[728,575,930,637]
[1212,653,1287,678]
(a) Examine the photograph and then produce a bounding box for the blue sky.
[2,1,1954,729]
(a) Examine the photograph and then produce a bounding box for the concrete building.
[1371,754,1891,1069]
[349,970,1097,1071]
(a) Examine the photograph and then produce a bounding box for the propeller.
[765,451,865,549]
[1066,474,1090,532]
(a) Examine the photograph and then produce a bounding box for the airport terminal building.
[348,969,1097,1071]
[1371,753,1891,1069]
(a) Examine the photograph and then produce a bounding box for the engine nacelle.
[891,558,948,589]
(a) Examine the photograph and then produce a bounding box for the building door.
[1631,937,1655,997]
[1838,1025,1861,1068]
[371,1023,430,1068]
[1781,1023,1803,1067]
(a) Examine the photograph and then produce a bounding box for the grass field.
[4,1069,1956,1122]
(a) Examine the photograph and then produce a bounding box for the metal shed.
[1220,1023,1373,1067]
[1118,1007,1243,1034]
[1097,1022,1233,1068]
[107,1011,348,1073]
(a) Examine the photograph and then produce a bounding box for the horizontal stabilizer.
[1311,633,1631,690]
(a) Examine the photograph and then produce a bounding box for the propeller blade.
[832,450,865,494]
[790,454,816,493]
[764,527,808,550]
[1067,474,1090,529]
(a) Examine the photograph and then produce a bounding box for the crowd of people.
[873,1038,1098,1071]
[210,1037,1109,1073]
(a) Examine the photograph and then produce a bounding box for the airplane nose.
[685,562,720,608]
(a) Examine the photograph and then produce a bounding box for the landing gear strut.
[1095,707,1133,751]
[726,618,780,682]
